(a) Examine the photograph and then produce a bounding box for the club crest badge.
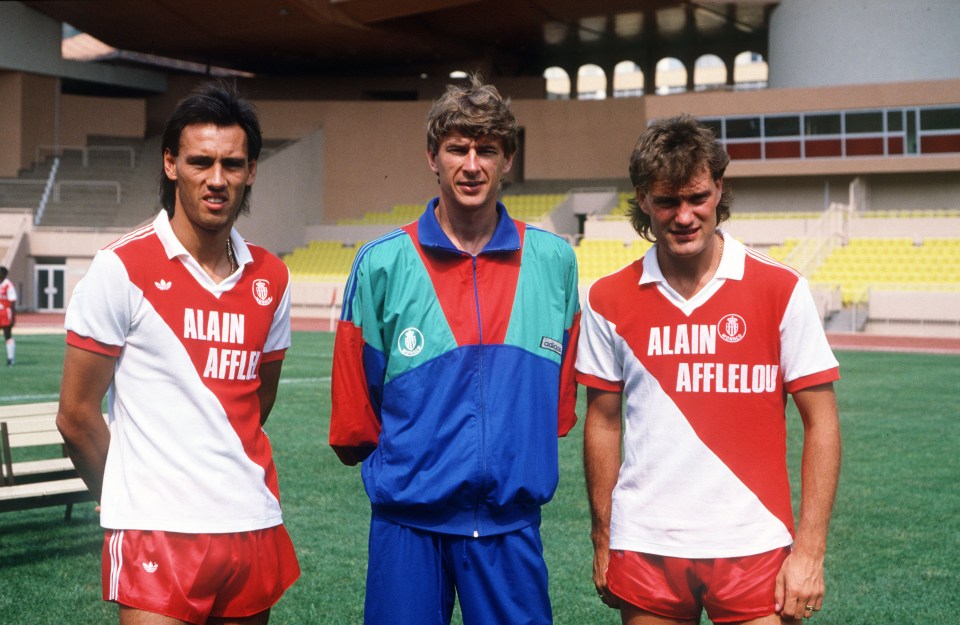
[717,314,747,343]
[252,279,273,306]
[398,327,424,357]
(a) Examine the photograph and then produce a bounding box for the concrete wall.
[769,0,960,89]
[0,74,147,175]
[241,128,325,255]
[60,94,146,145]
[253,99,434,228]
[866,290,960,338]
[0,72,57,177]
[0,73,24,177]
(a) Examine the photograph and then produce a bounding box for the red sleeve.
[261,348,287,364]
[575,371,625,393]
[66,330,123,357]
[785,367,840,394]
[558,311,580,437]
[329,320,381,465]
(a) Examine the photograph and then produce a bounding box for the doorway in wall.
[35,264,65,312]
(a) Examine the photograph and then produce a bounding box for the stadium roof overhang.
[22,0,777,79]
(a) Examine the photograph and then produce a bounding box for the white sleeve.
[779,277,839,384]
[264,266,292,355]
[64,250,137,347]
[575,286,623,384]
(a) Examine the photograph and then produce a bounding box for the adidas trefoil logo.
[155,279,172,291]
[142,561,159,574]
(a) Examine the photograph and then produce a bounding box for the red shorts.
[102,526,300,624]
[606,547,790,623]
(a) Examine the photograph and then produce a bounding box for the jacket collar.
[417,197,521,255]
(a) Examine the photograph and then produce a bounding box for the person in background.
[329,74,581,625]
[578,113,842,625]
[0,265,17,366]
[56,80,299,625]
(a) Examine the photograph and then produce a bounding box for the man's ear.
[635,187,650,215]
[426,149,439,175]
[163,149,177,181]
[501,152,514,175]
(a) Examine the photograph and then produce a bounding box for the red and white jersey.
[576,232,839,558]
[0,277,16,326]
[65,211,292,534]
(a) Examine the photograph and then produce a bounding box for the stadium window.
[765,116,800,137]
[845,111,884,134]
[577,64,607,100]
[449,70,468,79]
[613,60,643,98]
[887,110,904,132]
[805,113,842,136]
[919,107,960,153]
[655,57,687,95]
[578,16,607,43]
[614,11,643,38]
[844,111,886,156]
[733,51,768,90]
[700,118,724,139]
[726,117,761,138]
[906,110,919,154]
[920,107,960,131]
[693,54,726,92]
[543,66,570,100]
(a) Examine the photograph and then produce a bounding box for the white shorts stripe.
[108,530,124,601]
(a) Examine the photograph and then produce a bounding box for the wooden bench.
[0,402,96,519]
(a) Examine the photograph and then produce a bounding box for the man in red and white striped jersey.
[57,81,299,625]
[0,265,16,366]
[578,114,841,625]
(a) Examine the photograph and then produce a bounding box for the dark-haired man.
[57,81,299,625]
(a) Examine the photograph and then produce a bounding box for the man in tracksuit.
[329,75,580,625]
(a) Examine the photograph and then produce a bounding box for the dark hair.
[159,79,262,217]
[627,113,732,241]
[426,74,519,157]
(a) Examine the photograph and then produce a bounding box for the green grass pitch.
[0,332,957,624]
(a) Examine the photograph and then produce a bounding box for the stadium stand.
[575,238,653,282]
[0,0,958,338]
[811,237,960,306]
[283,239,364,282]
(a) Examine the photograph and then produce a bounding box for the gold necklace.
[226,237,237,273]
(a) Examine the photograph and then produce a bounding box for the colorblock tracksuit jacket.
[330,199,580,537]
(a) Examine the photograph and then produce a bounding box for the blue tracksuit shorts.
[363,513,553,625]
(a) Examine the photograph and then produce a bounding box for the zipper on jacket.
[471,253,486,538]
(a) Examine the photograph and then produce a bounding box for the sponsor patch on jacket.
[540,336,562,355]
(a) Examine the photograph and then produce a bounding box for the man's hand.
[775,549,824,619]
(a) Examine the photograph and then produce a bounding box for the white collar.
[637,231,745,310]
[152,210,251,293]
